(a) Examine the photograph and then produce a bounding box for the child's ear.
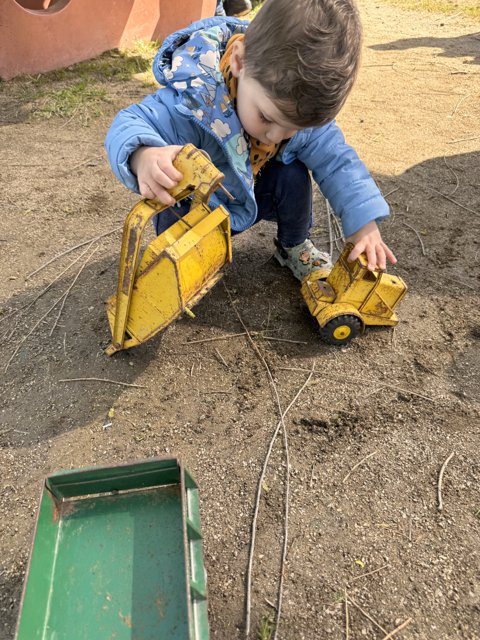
[230,40,246,78]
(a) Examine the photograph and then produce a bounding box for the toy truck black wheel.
[319,315,362,345]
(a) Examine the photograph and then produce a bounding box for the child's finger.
[166,145,184,181]
[163,163,183,183]
[365,245,377,271]
[152,167,179,190]
[140,180,175,205]
[153,187,176,206]
[347,244,363,262]
[383,243,397,265]
[375,245,387,270]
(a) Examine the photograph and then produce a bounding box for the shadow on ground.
[370,32,480,65]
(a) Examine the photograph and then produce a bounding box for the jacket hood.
[153,17,255,189]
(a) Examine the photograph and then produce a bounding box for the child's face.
[230,40,300,145]
[236,74,300,145]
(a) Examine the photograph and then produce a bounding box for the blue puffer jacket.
[105,17,388,236]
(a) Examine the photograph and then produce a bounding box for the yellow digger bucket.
[105,145,232,355]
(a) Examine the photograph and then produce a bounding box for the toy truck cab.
[301,243,407,345]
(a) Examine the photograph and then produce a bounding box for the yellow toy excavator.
[105,144,232,355]
[301,243,407,345]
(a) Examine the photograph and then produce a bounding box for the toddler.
[106,0,396,280]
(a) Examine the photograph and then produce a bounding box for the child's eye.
[259,112,271,124]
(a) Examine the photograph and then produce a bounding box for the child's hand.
[346,220,396,270]
[130,145,184,205]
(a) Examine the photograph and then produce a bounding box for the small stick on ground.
[26,226,121,280]
[214,347,229,369]
[326,198,334,257]
[0,240,90,327]
[184,332,247,345]
[224,281,314,640]
[49,244,98,335]
[437,451,455,511]
[59,378,146,389]
[343,451,378,483]
[381,617,413,639]
[346,596,388,635]
[6,280,82,371]
[383,187,400,199]
[449,92,471,118]
[59,155,102,177]
[261,336,308,345]
[349,563,391,582]
[331,210,346,252]
[447,134,480,144]
[443,275,477,291]
[276,367,438,401]
[402,222,426,256]
[344,588,350,640]
[443,156,459,195]
[398,177,479,217]
[383,383,436,402]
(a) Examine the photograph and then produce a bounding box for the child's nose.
[266,126,285,144]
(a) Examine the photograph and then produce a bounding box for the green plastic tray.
[16,458,209,640]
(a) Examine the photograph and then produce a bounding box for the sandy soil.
[1,1,479,638]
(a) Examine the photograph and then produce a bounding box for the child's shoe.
[274,238,333,281]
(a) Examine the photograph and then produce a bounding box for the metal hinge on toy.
[105,144,233,355]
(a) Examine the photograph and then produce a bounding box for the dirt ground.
[1,2,479,639]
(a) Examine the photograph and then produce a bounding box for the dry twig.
[224,282,313,640]
[214,347,229,369]
[326,198,334,257]
[49,244,98,335]
[437,451,455,511]
[244,366,314,640]
[349,563,391,582]
[343,451,378,483]
[399,177,479,217]
[447,135,480,145]
[59,155,102,177]
[449,93,471,118]
[402,222,426,256]
[5,245,95,372]
[26,226,121,280]
[59,378,146,389]
[346,596,388,635]
[276,367,437,402]
[443,156,459,195]
[184,332,247,344]
[1,242,96,328]
[260,336,308,345]
[381,617,413,639]
[344,588,350,640]
[383,187,400,199]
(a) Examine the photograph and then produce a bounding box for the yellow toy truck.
[301,243,407,345]
[105,144,232,355]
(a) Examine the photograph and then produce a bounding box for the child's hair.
[244,0,362,127]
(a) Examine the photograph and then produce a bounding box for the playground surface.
[0,2,479,638]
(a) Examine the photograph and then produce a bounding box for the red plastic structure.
[0,0,216,80]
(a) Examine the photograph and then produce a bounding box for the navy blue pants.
[154,159,313,248]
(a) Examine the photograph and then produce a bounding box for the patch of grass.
[257,614,275,640]
[379,0,480,19]
[72,40,159,83]
[33,80,107,119]
[0,39,159,123]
